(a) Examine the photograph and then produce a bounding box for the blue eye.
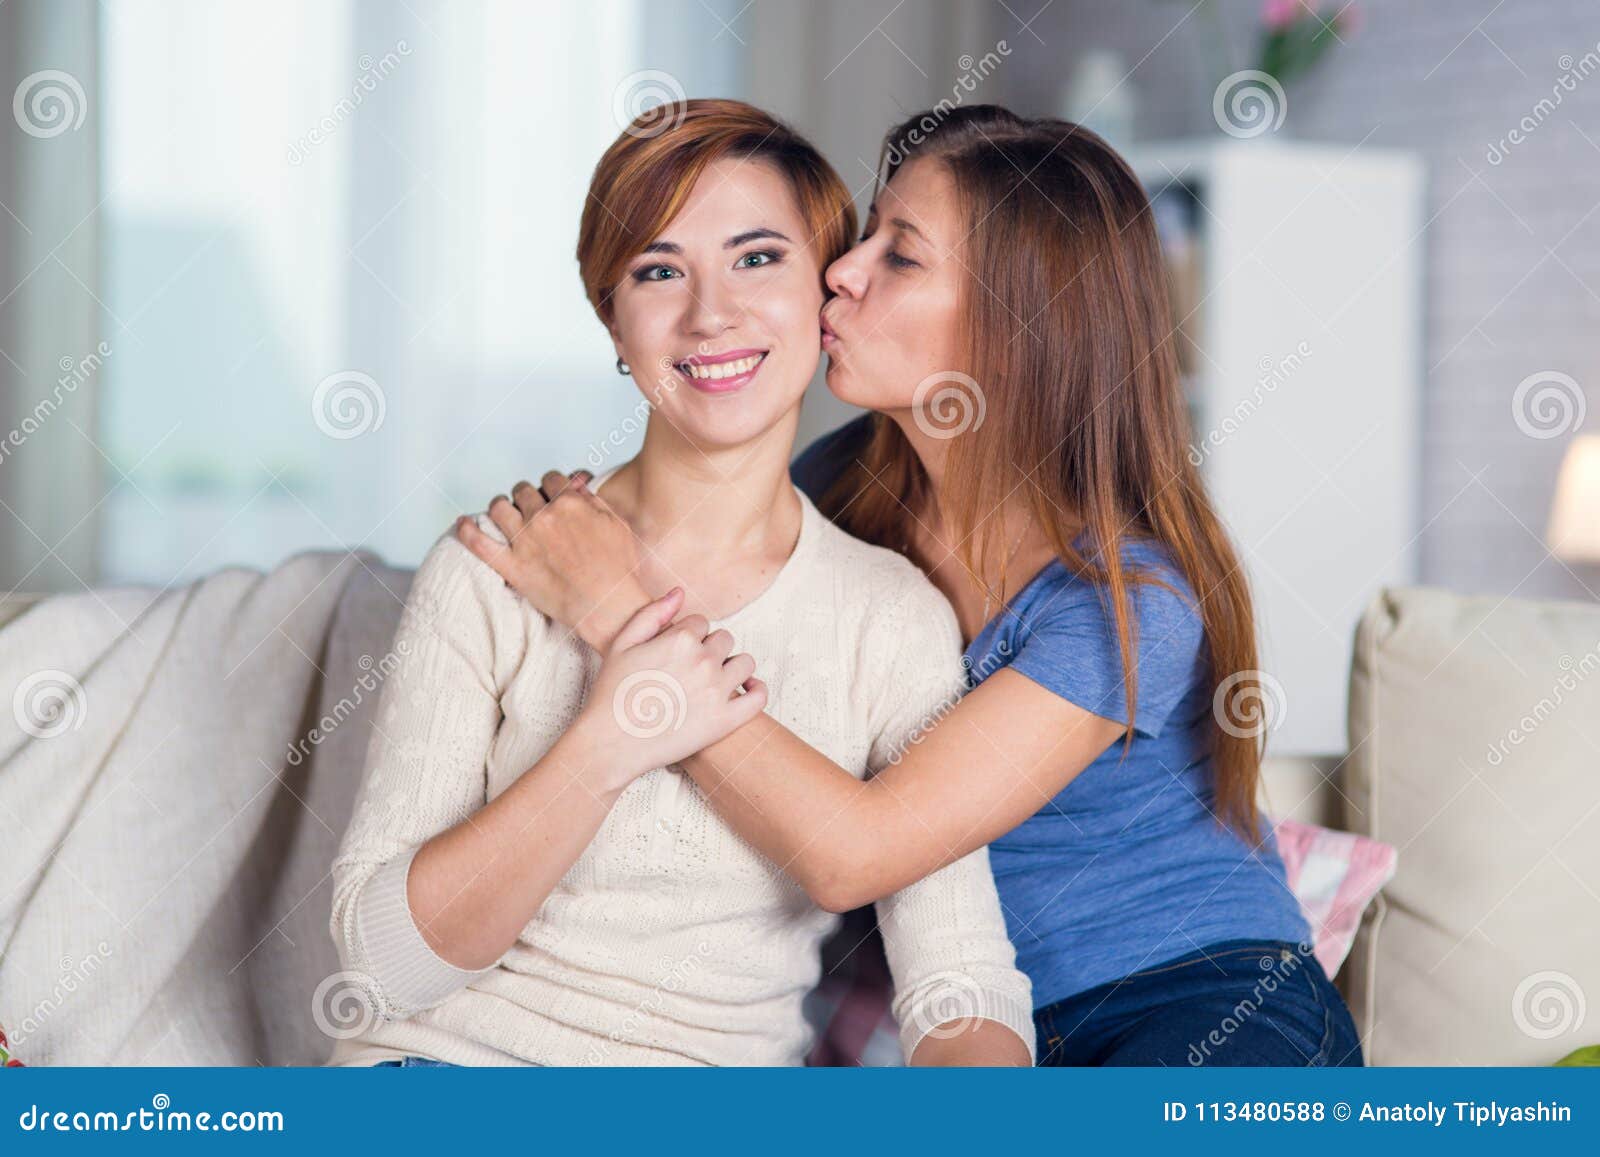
[737,250,779,269]
[634,264,680,282]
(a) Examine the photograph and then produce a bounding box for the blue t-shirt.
[792,417,1310,1007]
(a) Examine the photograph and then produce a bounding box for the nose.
[684,275,737,337]
[825,244,868,300]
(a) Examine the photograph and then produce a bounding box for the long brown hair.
[825,105,1268,846]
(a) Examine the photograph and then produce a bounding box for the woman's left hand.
[455,469,653,652]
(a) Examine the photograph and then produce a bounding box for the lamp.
[1546,434,1600,564]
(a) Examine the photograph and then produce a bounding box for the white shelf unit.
[1125,138,1425,757]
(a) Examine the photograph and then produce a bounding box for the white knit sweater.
[326,484,1035,1066]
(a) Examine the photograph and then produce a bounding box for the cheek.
[611,294,672,357]
[760,276,824,344]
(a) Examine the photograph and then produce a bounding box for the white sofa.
[2,570,1595,1065]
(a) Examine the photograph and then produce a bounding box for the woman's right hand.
[571,589,769,788]
[455,470,650,653]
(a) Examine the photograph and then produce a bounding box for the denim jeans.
[372,1055,456,1068]
[1034,938,1364,1066]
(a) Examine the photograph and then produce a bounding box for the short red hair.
[577,99,856,325]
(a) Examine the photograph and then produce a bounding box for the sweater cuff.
[899,983,1038,1066]
[353,847,496,1017]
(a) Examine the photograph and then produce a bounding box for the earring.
[616,357,631,376]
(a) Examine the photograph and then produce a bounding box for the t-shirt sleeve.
[1008,560,1206,739]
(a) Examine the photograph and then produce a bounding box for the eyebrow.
[725,228,791,248]
[889,216,927,241]
[638,228,793,258]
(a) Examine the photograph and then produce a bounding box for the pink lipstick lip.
[677,347,767,368]
[675,348,768,393]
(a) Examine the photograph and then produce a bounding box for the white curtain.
[5,0,991,589]
[0,0,103,595]
[90,0,745,585]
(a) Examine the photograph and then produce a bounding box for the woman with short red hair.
[328,100,1035,1068]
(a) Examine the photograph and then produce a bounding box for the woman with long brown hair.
[462,104,1362,1067]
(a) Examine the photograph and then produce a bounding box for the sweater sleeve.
[328,514,526,1022]
[865,581,1038,1065]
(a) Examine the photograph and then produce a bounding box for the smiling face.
[606,155,825,452]
[819,157,966,416]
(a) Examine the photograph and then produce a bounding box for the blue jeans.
[1034,938,1364,1066]
[372,1055,456,1067]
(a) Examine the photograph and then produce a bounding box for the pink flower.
[1263,0,1300,30]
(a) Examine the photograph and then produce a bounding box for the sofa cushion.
[1344,585,1600,1064]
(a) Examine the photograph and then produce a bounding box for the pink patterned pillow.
[1271,816,1398,979]
[804,818,1397,1065]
